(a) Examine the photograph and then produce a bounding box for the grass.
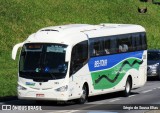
[154,0,160,2]
[0,0,160,97]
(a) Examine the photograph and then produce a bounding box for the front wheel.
[123,78,131,97]
[77,85,88,104]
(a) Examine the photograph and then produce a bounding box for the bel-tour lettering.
[94,59,107,68]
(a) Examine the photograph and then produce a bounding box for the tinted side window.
[117,35,132,53]
[140,33,147,50]
[90,36,117,56]
[90,38,104,57]
[132,33,140,50]
[104,38,111,54]
[110,37,117,54]
[132,34,136,51]
[132,33,147,51]
[89,32,147,57]
[70,41,88,75]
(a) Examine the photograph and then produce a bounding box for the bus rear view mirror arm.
[12,42,24,60]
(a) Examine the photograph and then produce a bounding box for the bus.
[12,23,147,104]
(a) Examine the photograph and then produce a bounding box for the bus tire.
[77,84,88,104]
[123,77,131,97]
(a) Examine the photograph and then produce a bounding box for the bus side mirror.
[65,46,72,62]
[12,43,24,60]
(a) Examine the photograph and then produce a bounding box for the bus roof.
[85,23,145,38]
[25,23,145,45]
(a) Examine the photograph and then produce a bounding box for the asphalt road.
[1,77,160,113]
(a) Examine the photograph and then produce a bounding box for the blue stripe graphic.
[88,51,143,72]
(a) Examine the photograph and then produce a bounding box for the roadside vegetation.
[0,0,160,97]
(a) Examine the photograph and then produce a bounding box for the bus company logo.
[25,82,35,86]
[94,59,108,68]
[2,105,11,110]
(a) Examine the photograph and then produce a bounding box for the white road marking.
[76,104,99,110]
[46,104,100,113]
[109,98,120,102]
[157,87,160,89]
[47,110,79,113]
[66,110,79,113]
[129,95,136,98]
[142,90,152,93]
[1,98,118,113]
[53,110,69,113]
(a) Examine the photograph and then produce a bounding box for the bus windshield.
[19,43,68,80]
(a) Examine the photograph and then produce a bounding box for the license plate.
[36,94,44,97]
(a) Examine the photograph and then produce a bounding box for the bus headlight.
[18,85,27,90]
[55,85,68,92]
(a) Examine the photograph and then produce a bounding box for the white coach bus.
[12,23,147,104]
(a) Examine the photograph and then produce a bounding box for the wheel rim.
[126,81,130,94]
[81,86,87,102]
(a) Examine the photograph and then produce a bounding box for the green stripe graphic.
[91,58,142,90]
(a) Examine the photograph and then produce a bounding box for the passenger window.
[104,38,111,54]
[140,33,147,50]
[70,41,88,75]
[89,32,147,57]
[110,37,117,54]
[132,35,136,51]
[117,36,131,53]
[90,38,103,57]
[136,35,142,50]
[90,36,117,56]
[131,33,147,51]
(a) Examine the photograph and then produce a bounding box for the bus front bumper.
[18,90,69,101]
